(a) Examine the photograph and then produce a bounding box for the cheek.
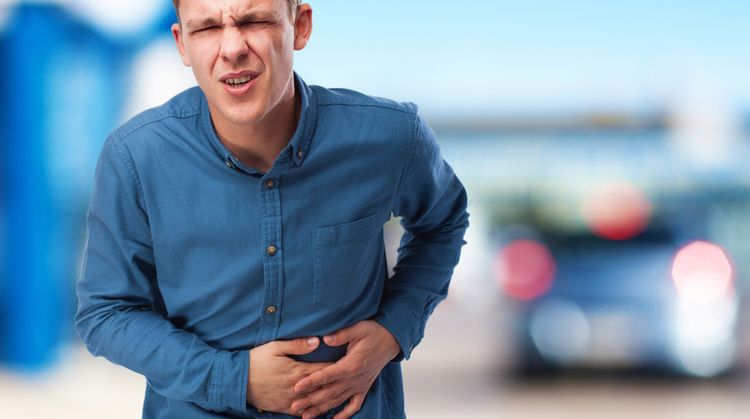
[253,33,293,68]
[189,40,219,71]
[267,47,294,75]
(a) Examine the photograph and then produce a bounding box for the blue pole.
[0,2,171,371]
[0,4,61,370]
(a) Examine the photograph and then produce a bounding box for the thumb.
[275,337,319,356]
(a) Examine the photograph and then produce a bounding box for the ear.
[172,23,191,67]
[293,4,313,51]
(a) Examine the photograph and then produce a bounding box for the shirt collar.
[199,72,318,170]
[289,72,317,166]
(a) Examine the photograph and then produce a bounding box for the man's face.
[172,0,312,129]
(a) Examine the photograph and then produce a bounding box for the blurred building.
[0,0,174,370]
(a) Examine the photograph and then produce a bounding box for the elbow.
[74,308,96,355]
[74,304,111,357]
[449,182,470,232]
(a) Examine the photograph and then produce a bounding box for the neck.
[211,82,300,173]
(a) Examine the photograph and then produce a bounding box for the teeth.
[225,76,253,86]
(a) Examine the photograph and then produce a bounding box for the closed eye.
[239,20,274,27]
[193,26,219,34]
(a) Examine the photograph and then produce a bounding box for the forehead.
[180,0,284,17]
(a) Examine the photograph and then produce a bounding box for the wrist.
[372,321,401,360]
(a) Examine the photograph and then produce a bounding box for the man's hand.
[290,320,401,419]
[246,337,332,415]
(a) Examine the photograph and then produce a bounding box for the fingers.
[294,361,351,394]
[297,387,352,419]
[274,336,319,356]
[323,321,365,346]
[298,361,334,374]
[333,392,366,419]
[291,381,347,412]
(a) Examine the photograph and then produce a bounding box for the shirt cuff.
[209,349,249,412]
[373,302,419,361]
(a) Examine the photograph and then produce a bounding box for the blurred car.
[494,190,741,378]
[436,123,750,378]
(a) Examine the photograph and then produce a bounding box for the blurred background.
[2,0,750,417]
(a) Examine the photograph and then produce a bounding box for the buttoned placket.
[221,150,287,346]
[257,168,284,345]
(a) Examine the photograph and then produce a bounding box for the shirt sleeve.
[373,109,469,360]
[75,134,249,413]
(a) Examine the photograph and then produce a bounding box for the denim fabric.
[75,74,468,418]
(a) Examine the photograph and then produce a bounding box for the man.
[75,0,468,418]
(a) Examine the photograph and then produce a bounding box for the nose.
[219,26,249,63]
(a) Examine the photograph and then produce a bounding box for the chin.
[222,104,266,126]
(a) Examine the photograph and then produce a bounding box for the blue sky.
[294,0,750,116]
[7,0,741,118]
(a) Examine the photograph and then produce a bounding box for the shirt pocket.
[313,214,381,305]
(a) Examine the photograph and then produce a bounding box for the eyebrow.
[185,11,281,31]
[235,11,282,23]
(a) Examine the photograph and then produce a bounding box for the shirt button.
[225,159,235,169]
[297,150,304,159]
[266,305,277,314]
[265,179,275,189]
[266,245,278,256]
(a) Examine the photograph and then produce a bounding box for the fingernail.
[307,337,318,346]
[324,335,335,344]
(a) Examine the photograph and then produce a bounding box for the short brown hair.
[172,0,301,20]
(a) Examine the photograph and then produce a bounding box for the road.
[1,303,749,418]
[403,302,750,419]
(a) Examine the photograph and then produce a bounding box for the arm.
[75,135,249,412]
[374,109,469,360]
[291,110,469,418]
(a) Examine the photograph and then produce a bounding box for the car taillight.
[671,241,734,303]
[495,239,556,301]
[582,182,652,241]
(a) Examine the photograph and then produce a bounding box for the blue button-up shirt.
[75,74,468,418]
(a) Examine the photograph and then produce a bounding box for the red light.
[672,241,734,303]
[582,182,652,240]
[495,240,556,301]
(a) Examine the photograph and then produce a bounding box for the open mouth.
[223,75,256,87]
[220,71,259,95]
